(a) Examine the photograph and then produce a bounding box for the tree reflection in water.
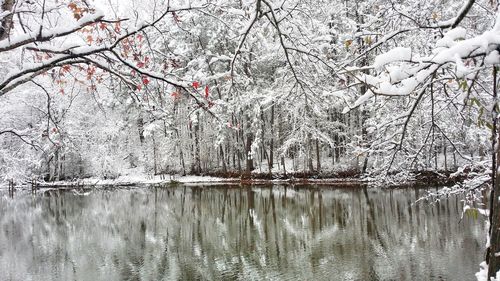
[0,185,486,280]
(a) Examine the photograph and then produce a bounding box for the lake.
[0,185,487,280]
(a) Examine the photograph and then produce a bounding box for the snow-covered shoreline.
[0,174,374,190]
[1,168,472,190]
[36,175,240,188]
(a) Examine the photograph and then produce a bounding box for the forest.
[1,0,500,279]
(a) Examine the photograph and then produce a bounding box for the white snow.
[373,47,412,70]
[436,27,467,48]
[209,55,231,65]
[347,90,374,112]
[455,54,469,78]
[431,29,500,64]
[476,261,500,281]
[446,27,467,41]
[37,174,238,188]
[0,11,104,51]
[476,261,489,281]
[485,51,500,66]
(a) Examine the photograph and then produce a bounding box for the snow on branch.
[230,0,261,77]
[350,12,500,105]
[436,0,476,29]
[0,129,41,150]
[0,10,104,52]
[373,47,413,70]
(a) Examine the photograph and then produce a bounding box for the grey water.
[0,185,487,281]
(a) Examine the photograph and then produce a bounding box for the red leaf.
[172,12,181,23]
[68,2,77,10]
[114,22,121,33]
[171,91,181,101]
[192,81,200,89]
[142,77,150,85]
[86,66,95,80]
[99,22,107,30]
[204,85,209,98]
[136,84,142,91]
[137,61,145,68]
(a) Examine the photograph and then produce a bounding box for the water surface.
[0,185,486,280]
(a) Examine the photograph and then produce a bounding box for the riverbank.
[0,168,475,191]
[32,174,363,189]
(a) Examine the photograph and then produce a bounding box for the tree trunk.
[137,115,145,144]
[269,104,275,175]
[246,132,254,174]
[54,149,60,181]
[362,152,369,174]
[488,66,500,278]
[316,138,321,172]
[334,134,341,162]
[443,144,447,172]
[193,115,201,174]
[152,133,157,174]
[307,137,314,172]
[281,156,286,176]
[489,120,500,278]
[220,144,227,173]
[453,150,457,170]
[179,145,186,176]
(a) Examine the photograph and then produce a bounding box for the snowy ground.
[0,173,369,190]
[37,174,366,188]
[35,174,239,188]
